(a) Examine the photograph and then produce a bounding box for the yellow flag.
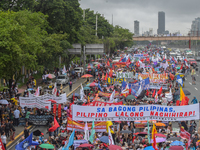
[151,123,157,139]
[106,121,114,134]
[88,96,90,103]
[180,86,185,102]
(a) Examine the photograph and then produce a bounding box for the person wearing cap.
[39,133,44,143]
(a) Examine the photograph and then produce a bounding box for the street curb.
[67,80,87,97]
[6,125,33,147]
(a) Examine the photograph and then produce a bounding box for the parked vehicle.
[56,75,69,85]
[189,59,197,67]
[74,67,84,75]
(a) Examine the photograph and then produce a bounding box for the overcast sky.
[79,0,200,35]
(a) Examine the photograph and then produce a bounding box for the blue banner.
[128,78,150,91]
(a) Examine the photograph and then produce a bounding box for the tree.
[0,10,48,91]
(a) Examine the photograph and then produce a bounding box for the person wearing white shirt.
[14,108,20,126]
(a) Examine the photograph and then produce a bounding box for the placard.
[116,72,134,78]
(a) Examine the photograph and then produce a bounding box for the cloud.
[79,0,200,34]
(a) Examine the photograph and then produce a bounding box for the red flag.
[107,61,110,67]
[146,57,150,62]
[109,69,113,77]
[48,117,60,132]
[170,73,175,80]
[146,90,149,96]
[69,102,74,118]
[136,61,140,67]
[180,63,183,70]
[58,104,61,119]
[176,100,180,106]
[0,138,5,150]
[104,73,108,81]
[152,90,156,97]
[180,127,190,150]
[157,87,162,95]
[53,104,57,117]
[119,57,123,62]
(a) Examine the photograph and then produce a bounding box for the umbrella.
[174,89,191,95]
[33,130,42,136]
[48,99,57,103]
[155,123,166,126]
[99,136,109,143]
[167,137,181,141]
[120,130,132,134]
[126,95,136,100]
[83,87,90,90]
[134,132,147,136]
[0,100,9,105]
[144,146,155,150]
[169,146,184,150]
[151,137,166,143]
[28,88,34,91]
[170,141,184,146]
[74,93,80,97]
[155,133,166,138]
[47,74,56,79]
[39,144,55,149]
[86,82,98,87]
[81,74,93,78]
[78,144,93,148]
[64,107,68,110]
[108,145,123,150]
[32,141,39,146]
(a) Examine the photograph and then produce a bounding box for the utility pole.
[83,46,86,74]
[96,12,98,36]
[112,14,113,26]
[83,9,85,21]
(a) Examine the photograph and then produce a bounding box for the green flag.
[89,120,95,143]
[147,117,150,143]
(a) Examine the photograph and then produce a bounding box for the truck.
[56,75,69,85]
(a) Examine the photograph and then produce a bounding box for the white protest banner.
[19,97,51,110]
[72,104,199,122]
[116,72,134,78]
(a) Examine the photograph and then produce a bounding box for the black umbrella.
[120,130,132,134]
[33,130,42,136]
[175,89,191,95]
[167,137,181,141]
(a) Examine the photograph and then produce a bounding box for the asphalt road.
[8,64,200,149]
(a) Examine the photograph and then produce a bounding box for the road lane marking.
[195,87,198,90]
[189,82,192,85]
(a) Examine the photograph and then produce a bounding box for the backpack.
[69,82,72,85]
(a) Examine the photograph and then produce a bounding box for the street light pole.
[96,12,98,36]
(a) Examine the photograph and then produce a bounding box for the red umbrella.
[89,82,98,87]
[108,145,123,150]
[155,133,166,138]
[169,146,184,150]
[81,74,93,78]
[48,99,57,103]
[78,143,93,148]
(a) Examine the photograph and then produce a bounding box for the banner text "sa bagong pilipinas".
[72,104,199,122]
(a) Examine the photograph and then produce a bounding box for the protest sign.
[19,97,51,110]
[67,117,106,132]
[149,83,168,90]
[107,78,125,84]
[116,72,134,78]
[134,54,149,58]
[72,104,199,122]
[98,91,120,97]
[19,93,67,110]
[127,78,150,91]
[28,115,53,125]
[138,73,168,83]
[73,140,88,150]
[83,101,123,106]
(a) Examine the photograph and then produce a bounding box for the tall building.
[190,18,200,36]
[134,20,139,36]
[157,11,165,34]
